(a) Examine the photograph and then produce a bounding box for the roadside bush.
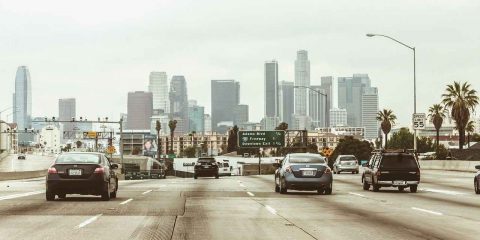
[435,144,448,160]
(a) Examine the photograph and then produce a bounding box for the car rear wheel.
[475,180,480,194]
[101,183,111,201]
[410,185,418,193]
[57,193,66,199]
[110,181,118,198]
[279,178,287,194]
[362,178,370,190]
[324,183,333,195]
[194,174,198,179]
[275,179,280,193]
[46,191,55,201]
[398,186,405,192]
[215,174,219,179]
[372,184,380,192]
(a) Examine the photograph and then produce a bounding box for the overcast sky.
[0,0,479,126]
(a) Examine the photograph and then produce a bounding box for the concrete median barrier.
[420,160,480,173]
[0,169,47,181]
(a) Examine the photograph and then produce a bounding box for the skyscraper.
[279,81,294,127]
[58,98,76,133]
[338,74,371,127]
[169,76,189,135]
[148,72,169,113]
[188,100,205,134]
[127,91,153,130]
[264,60,279,118]
[330,108,348,127]
[362,87,379,140]
[211,80,240,132]
[13,66,32,144]
[234,104,249,125]
[294,50,310,115]
[320,76,333,127]
[308,86,326,128]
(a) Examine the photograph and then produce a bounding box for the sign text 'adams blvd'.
[238,131,285,148]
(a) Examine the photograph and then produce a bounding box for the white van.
[217,159,232,176]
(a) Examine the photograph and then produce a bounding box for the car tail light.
[285,165,293,173]
[94,167,105,174]
[48,167,57,174]
[324,167,332,174]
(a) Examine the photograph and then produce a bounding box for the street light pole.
[293,86,328,128]
[366,33,417,153]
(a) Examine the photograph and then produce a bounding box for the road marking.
[142,190,152,195]
[0,191,45,201]
[120,198,133,205]
[411,207,443,216]
[76,214,103,229]
[240,184,246,188]
[265,205,277,215]
[420,188,466,196]
[246,191,254,197]
[348,192,366,197]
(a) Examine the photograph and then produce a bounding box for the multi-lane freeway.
[0,169,479,240]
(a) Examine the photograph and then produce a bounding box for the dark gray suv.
[274,153,333,195]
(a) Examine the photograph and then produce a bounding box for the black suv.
[194,157,219,179]
[362,150,420,193]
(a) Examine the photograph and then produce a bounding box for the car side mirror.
[111,163,119,169]
[475,165,480,170]
[272,163,281,168]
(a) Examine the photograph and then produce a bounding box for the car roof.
[59,152,103,156]
[288,153,325,158]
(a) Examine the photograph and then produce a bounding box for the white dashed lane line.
[76,214,103,229]
[420,188,466,196]
[246,191,255,197]
[411,207,443,216]
[265,205,277,215]
[142,190,153,195]
[348,192,366,198]
[0,191,45,201]
[120,198,133,205]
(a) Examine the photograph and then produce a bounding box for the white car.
[217,160,232,176]
[333,155,359,174]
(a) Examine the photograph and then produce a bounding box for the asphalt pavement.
[0,170,479,239]
[0,154,54,172]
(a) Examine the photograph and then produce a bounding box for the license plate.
[302,170,315,176]
[203,165,210,168]
[393,180,406,185]
[69,169,82,176]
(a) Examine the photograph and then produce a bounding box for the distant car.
[362,150,420,192]
[194,157,219,179]
[17,153,26,160]
[217,160,232,176]
[46,152,118,201]
[274,153,333,195]
[333,155,359,174]
[474,165,480,194]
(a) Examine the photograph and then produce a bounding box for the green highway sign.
[238,131,285,148]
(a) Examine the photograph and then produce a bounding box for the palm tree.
[466,120,475,148]
[428,104,447,150]
[376,109,397,148]
[155,120,161,159]
[441,81,479,150]
[168,120,177,154]
[275,122,289,131]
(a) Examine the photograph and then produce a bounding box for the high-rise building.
[362,87,379,140]
[265,60,279,118]
[308,86,326,128]
[234,104,249,125]
[262,117,279,130]
[13,66,33,144]
[294,50,310,115]
[188,100,205,134]
[127,91,153,130]
[211,80,240,132]
[338,74,371,127]
[204,114,212,133]
[320,76,333,127]
[329,108,348,127]
[292,115,312,130]
[169,76,189,135]
[148,72,170,113]
[279,81,294,127]
[58,98,76,133]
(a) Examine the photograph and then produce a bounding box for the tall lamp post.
[293,85,328,128]
[366,33,417,153]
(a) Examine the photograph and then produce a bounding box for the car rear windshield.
[340,156,357,162]
[198,158,215,163]
[56,154,100,164]
[289,155,325,164]
[380,154,418,169]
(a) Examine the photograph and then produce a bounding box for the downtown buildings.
[13,66,33,144]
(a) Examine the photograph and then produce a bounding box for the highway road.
[0,169,479,239]
[0,154,54,172]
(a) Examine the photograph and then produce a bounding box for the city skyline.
[1,1,479,126]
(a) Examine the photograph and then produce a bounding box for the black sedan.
[194,157,219,179]
[474,165,480,194]
[46,152,118,201]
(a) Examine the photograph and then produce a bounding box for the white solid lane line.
[265,205,277,215]
[142,190,153,195]
[420,188,466,196]
[348,192,366,197]
[411,207,443,216]
[246,192,254,197]
[120,198,133,205]
[0,190,45,201]
[76,214,103,229]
